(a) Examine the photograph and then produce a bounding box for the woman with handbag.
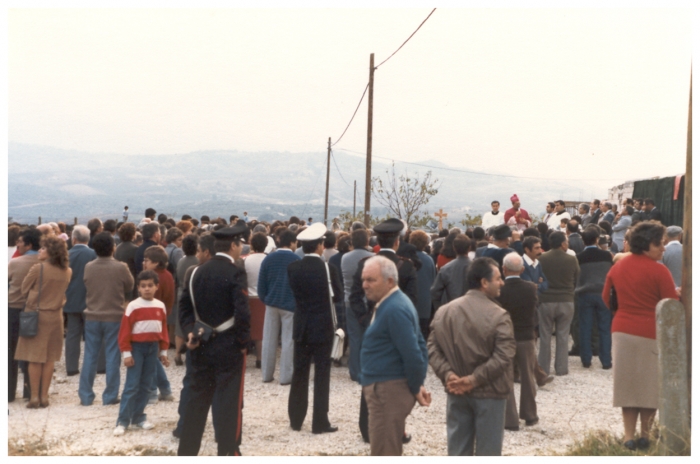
[15,235,72,408]
[602,221,678,450]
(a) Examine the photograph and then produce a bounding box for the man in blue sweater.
[360,255,431,456]
[257,228,300,385]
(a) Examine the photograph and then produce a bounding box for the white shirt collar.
[487,243,499,249]
[306,253,322,258]
[276,248,293,252]
[215,252,235,263]
[370,286,400,326]
[505,275,520,280]
[523,254,538,268]
[666,240,681,247]
[379,248,396,254]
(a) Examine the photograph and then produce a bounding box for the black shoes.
[623,439,636,450]
[537,375,555,387]
[402,433,412,444]
[603,364,613,370]
[312,425,339,434]
[255,360,262,369]
[96,370,106,375]
[525,418,539,426]
[582,362,591,368]
[636,437,650,449]
[505,426,519,431]
[67,370,79,376]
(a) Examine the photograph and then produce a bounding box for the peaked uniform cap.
[373,218,404,235]
[296,222,327,241]
[212,220,248,240]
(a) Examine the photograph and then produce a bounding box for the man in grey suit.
[662,226,683,287]
[598,202,615,225]
[579,203,593,227]
[64,225,100,376]
[611,206,633,252]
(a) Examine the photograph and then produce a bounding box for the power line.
[334,147,625,182]
[330,149,352,187]
[331,83,369,147]
[301,153,326,217]
[375,8,437,69]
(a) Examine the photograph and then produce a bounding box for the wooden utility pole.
[364,53,375,227]
[681,71,692,398]
[353,180,357,218]
[324,137,331,227]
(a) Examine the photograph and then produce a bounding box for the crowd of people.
[6,193,683,456]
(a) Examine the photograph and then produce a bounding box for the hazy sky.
[7,2,694,185]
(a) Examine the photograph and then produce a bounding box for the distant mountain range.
[7,142,610,226]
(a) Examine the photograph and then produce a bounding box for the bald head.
[502,252,524,276]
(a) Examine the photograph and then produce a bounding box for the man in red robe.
[504,194,532,231]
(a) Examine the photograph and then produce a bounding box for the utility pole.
[364,53,375,227]
[681,71,692,399]
[324,137,331,227]
[353,180,357,218]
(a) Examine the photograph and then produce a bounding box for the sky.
[6,1,695,186]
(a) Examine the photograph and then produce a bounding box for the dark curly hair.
[118,222,136,242]
[629,221,665,255]
[41,236,69,269]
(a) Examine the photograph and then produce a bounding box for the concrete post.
[656,298,690,455]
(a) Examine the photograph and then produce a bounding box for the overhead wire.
[331,83,369,147]
[330,8,436,148]
[334,147,626,182]
[375,8,437,69]
[330,149,352,187]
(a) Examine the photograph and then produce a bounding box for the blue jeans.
[446,395,506,456]
[78,320,121,405]
[577,293,612,367]
[149,356,172,400]
[117,342,158,427]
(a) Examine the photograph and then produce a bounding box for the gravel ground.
[8,341,623,456]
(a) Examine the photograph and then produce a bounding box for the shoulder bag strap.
[323,262,338,331]
[189,266,201,322]
[36,263,44,311]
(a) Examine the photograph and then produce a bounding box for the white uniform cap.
[296,222,327,241]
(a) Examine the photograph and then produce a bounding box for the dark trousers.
[570,298,600,355]
[178,350,246,456]
[9,307,29,401]
[505,340,538,428]
[419,318,430,344]
[360,391,370,442]
[577,293,612,367]
[288,340,332,432]
[175,350,194,435]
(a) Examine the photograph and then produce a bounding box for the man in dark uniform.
[287,223,343,434]
[349,217,418,444]
[177,222,251,456]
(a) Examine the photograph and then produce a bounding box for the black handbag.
[19,264,43,338]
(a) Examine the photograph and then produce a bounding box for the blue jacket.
[520,260,549,295]
[257,249,301,312]
[414,251,436,320]
[64,244,97,313]
[360,289,428,395]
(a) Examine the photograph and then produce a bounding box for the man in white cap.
[286,222,343,434]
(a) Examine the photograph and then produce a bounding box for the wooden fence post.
[656,298,690,455]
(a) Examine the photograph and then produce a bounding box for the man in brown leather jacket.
[428,257,515,456]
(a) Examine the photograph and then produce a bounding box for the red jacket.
[603,253,677,339]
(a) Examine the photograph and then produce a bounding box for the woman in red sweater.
[603,222,677,451]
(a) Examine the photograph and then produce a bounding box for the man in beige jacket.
[428,257,515,456]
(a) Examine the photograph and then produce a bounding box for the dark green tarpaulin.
[632,175,685,227]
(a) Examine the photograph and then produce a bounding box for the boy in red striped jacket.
[114,270,170,436]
